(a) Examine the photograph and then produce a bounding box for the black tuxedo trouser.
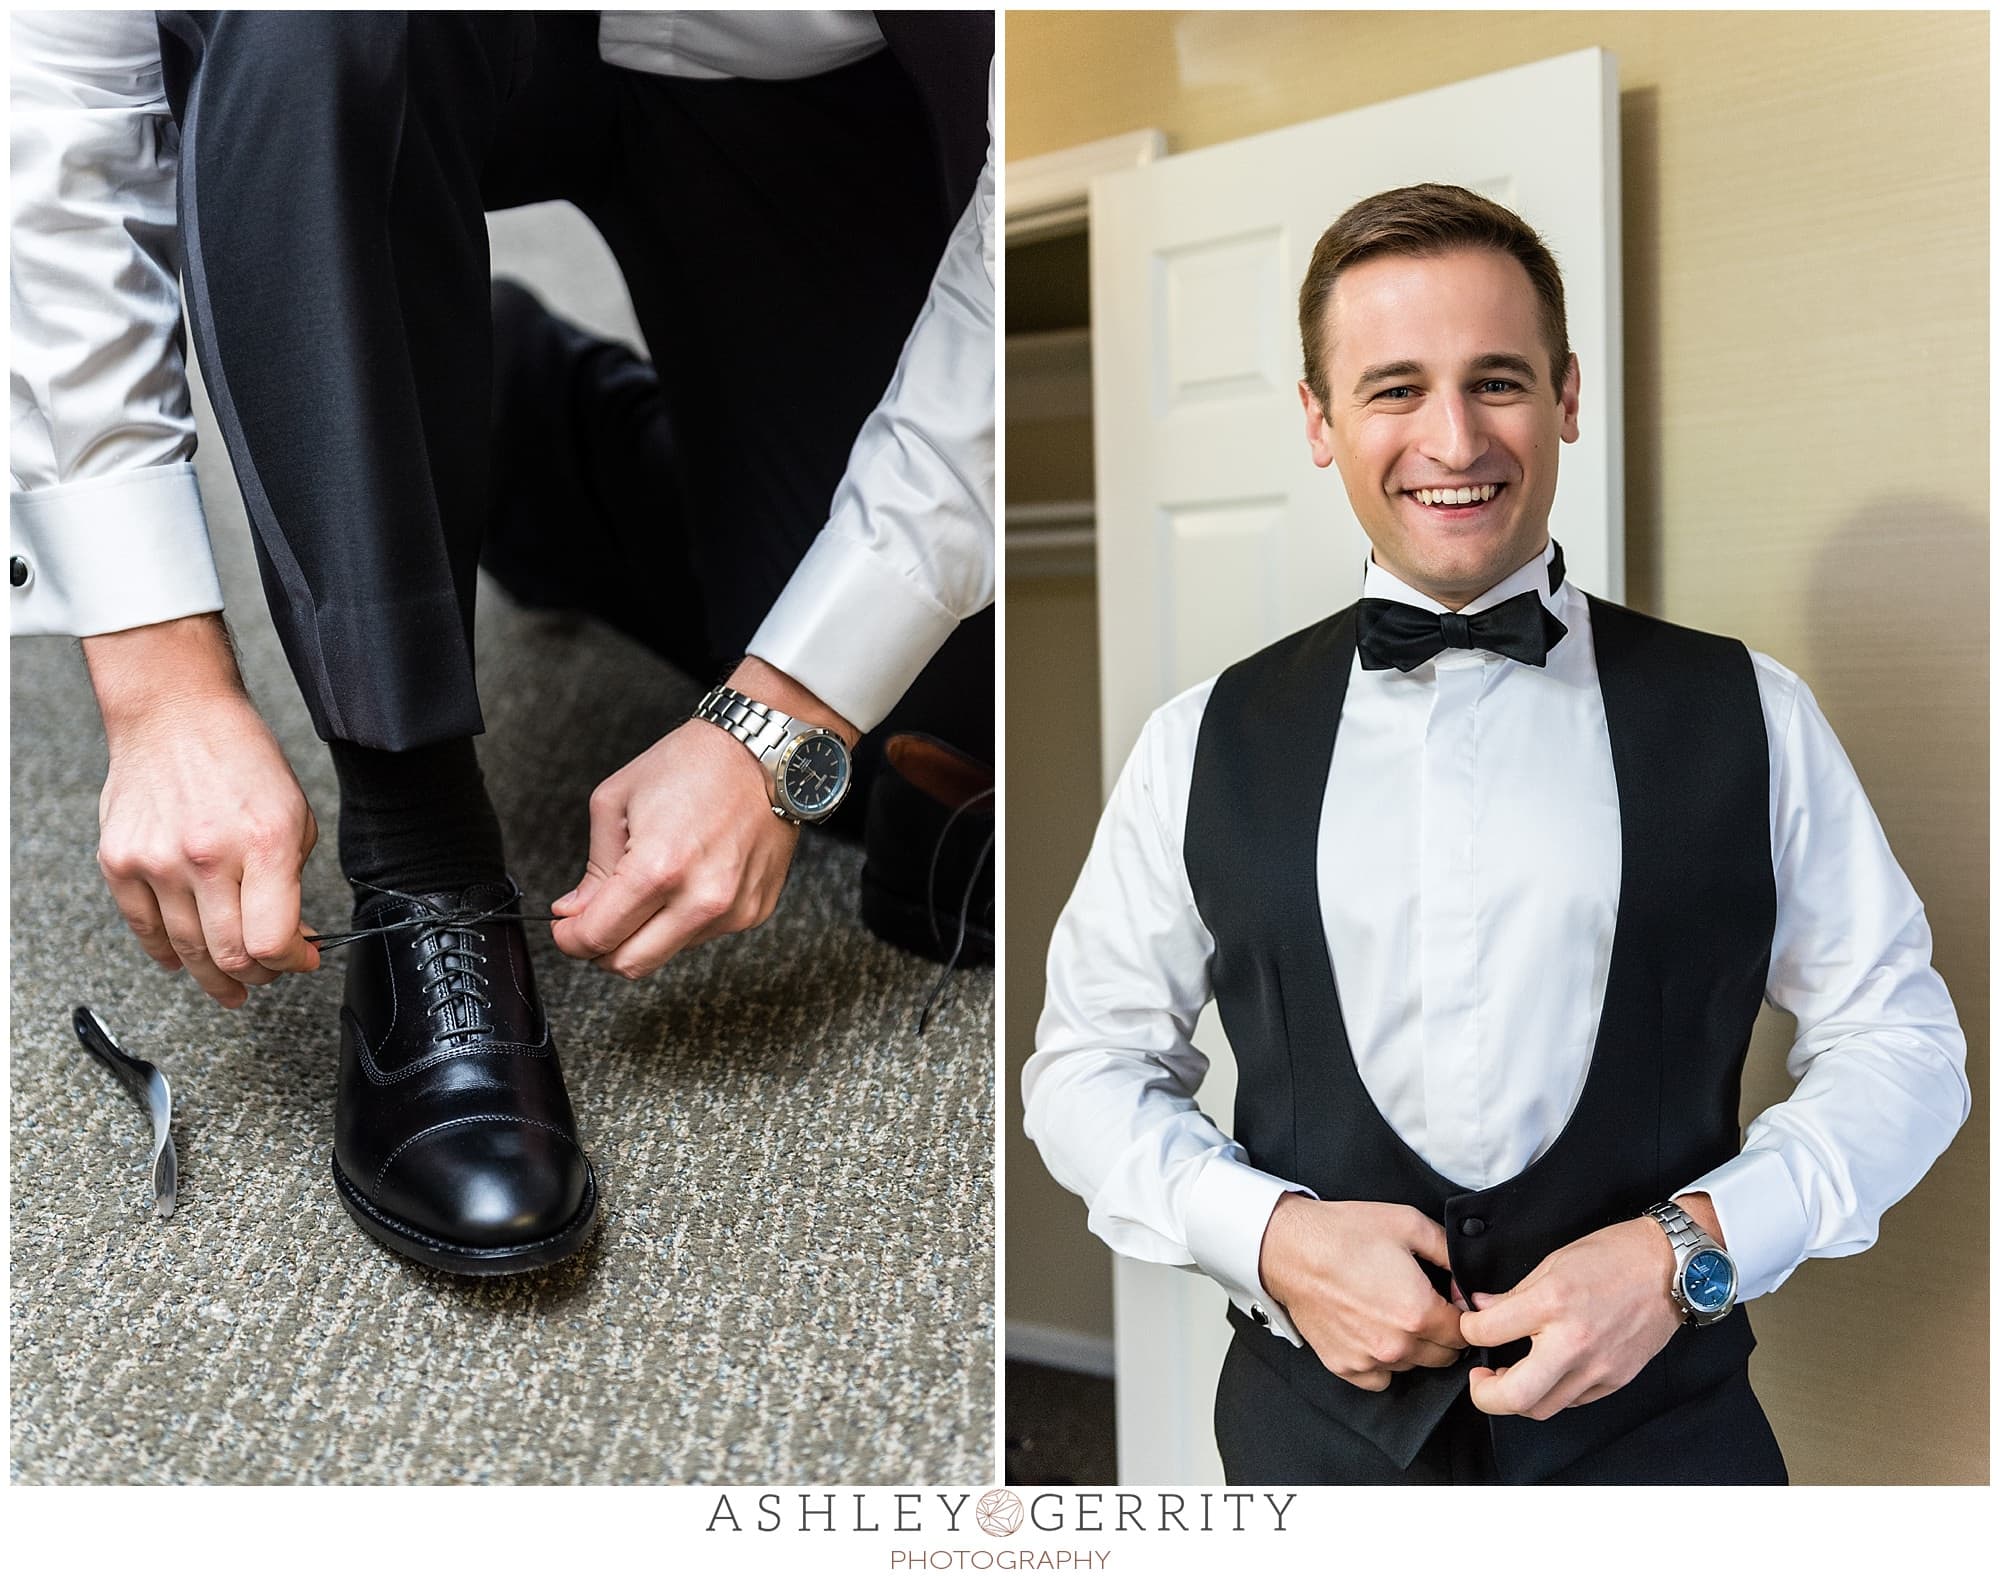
[154,10,992,828]
[1214,1329,1789,1485]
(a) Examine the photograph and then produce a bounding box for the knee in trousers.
[157,11,522,135]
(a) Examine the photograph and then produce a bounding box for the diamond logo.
[975,1488,1024,1537]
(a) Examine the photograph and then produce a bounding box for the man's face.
[1301,247,1580,609]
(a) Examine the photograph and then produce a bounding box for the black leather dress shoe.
[331,881,597,1275]
[861,734,994,967]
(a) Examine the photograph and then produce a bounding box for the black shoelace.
[915,786,996,1036]
[310,880,546,1043]
[307,878,542,954]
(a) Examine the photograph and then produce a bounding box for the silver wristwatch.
[1645,1200,1738,1326]
[693,684,853,826]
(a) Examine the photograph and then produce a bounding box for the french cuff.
[746,529,958,735]
[1185,1155,1318,1348]
[1678,1147,1811,1303]
[10,465,223,637]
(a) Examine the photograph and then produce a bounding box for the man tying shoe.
[11,10,993,1274]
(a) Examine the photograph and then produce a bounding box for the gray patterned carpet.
[8,214,993,1486]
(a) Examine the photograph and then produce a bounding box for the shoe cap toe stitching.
[374,1112,583,1190]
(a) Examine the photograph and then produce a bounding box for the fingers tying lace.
[307,878,546,953]
[307,870,989,1035]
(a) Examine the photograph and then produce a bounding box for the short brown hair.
[1297,183,1570,409]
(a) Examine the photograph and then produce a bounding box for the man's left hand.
[1458,1195,1717,1420]
[550,658,853,979]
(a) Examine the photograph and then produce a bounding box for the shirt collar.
[1360,538,1568,620]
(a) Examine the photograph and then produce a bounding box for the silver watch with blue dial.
[1645,1199,1738,1326]
[693,683,852,826]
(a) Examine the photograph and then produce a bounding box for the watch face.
[781,732,849,818]
[1682,1248,1736,1314]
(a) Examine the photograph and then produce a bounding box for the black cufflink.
[9,556,28,588]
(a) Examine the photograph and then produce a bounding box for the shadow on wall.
[1615,84,1662,610]
[1802,497,1987,817]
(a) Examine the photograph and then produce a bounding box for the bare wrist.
[1257,1191,1311,1307]
[85,614,247,740]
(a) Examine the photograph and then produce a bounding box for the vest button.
[9,556,29,588]
[1459,1216,1487,1238]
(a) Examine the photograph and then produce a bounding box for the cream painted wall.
[1005,9,1987,1485]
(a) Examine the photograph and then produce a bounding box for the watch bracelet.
[1645,1199,1712,1255]
[695,684,793,760]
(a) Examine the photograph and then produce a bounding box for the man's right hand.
[1256,1194,1468,1391]
[85,615,320,1008]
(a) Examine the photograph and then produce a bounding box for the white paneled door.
[1087,47,1622,1484]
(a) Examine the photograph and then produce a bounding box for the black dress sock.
[327,737,507,904]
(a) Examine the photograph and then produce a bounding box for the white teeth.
[1412,484,1498,506]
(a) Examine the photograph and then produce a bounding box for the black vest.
[1184,597,1776,1484]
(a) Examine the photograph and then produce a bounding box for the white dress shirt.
[9,9,992,736]
[1024,542,1969,1348]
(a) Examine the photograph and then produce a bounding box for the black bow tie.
[1356,542,1569,673]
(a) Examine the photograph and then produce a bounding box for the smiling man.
[1023,184,1969,1484]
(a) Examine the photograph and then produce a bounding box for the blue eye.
[1477,379,1521,394]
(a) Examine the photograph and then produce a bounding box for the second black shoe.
[861,734,995,968]
[331,881,598,1275]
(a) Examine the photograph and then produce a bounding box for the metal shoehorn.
[71,1005,178,1219]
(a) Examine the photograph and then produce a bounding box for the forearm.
[84,613,247,741]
